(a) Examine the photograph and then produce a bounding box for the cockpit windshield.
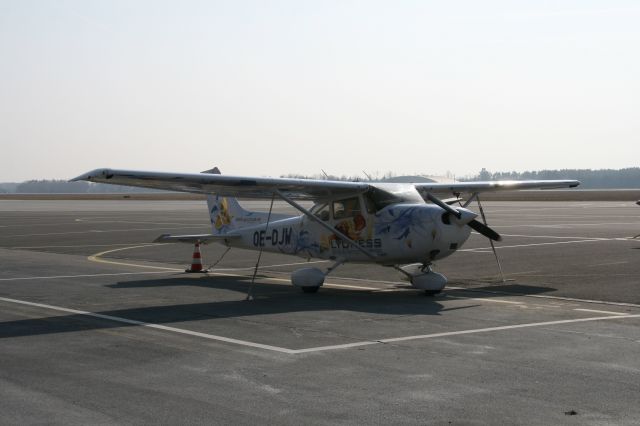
[365,184,424,211]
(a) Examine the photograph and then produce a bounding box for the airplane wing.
[71,168,369,200]
[414,180,580,195]
[72,168,580,201]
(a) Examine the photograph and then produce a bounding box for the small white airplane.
[72,167,579,295]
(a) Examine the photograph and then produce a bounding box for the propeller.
[468,218,502,242]
[425,193,501,242]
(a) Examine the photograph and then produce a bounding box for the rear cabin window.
[332,197,361,220]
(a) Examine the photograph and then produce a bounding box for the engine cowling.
[291,267,325,288]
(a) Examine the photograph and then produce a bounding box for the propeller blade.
[425,193,461,219]
[468,219,502,242]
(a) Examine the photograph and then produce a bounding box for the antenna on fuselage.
[362,170,373,181]
[320,169,329,180]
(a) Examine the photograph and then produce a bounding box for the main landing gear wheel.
[301,286,320,294]
[424,290,441,297]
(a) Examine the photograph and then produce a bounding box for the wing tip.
[69,168,112,182]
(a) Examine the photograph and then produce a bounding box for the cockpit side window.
[332,197,361,220]
[311,203,330,221]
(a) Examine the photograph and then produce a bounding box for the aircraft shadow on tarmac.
[0,275,556,340]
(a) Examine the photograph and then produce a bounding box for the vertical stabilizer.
[202,167,289,235]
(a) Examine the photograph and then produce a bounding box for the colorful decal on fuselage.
[212,196,233,232]
[374,206,435,249]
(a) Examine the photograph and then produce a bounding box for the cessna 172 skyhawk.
[72,168,579,295]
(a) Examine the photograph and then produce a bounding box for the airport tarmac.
[0,199,639,425]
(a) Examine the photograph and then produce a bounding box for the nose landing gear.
[399,263,447,296]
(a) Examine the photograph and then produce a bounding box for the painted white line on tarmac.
[446,294,524,305]
[6,226,207,237]
[2,293,639,355]
[13,243,163,249]
[500,234,610,240]
[377,315,640,343]
[0,296,295,354]
[460,237,630,253]
[75,219,209,226]
[324,283,385,291]
[589,261,629,267]
[573,308,629,316]
[85,245,640,310]
[212,260,329,271]
[88,245,329,273]
[447,286,640,309]
[0,271,174,281]
[495,222,640,228]
[292,314,640,353]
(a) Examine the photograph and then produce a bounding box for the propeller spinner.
[425,193,502,242]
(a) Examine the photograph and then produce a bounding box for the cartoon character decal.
[335,213,367,240]
[211,196,233,232]
[292,229,322,257]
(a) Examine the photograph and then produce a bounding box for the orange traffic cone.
[185,243,207,273]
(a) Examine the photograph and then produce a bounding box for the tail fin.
[202,167,289,235]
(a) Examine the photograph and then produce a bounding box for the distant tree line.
[283,168,640,188]
[468,168,640,189]
[281,171,399,182]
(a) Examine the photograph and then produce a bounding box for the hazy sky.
[1,0,638,181]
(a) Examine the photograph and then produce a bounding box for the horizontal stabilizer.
[153,233,240,244]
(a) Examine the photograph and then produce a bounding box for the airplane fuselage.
[225,203,472,265]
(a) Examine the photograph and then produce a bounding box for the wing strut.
[275,190,377,262]
[475,194,506,283]
[246,193,275,301]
